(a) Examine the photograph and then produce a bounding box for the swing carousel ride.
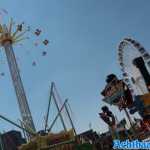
[0,11,80,150]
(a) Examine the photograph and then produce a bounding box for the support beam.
[0,114,36,136]
[64,99,77,136]
[48,99,68,132]
[52,83,67,132]
[44,82,54,132]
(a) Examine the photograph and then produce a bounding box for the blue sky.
[0,0,149,134]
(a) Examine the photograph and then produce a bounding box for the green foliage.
[74,143,93,150]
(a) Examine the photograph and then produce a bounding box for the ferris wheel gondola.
[118,38,150,96]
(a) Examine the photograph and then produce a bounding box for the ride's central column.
[0,25,36,133]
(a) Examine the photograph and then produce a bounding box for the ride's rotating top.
[0,20,36,132]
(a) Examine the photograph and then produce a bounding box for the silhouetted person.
[99,106,116,127]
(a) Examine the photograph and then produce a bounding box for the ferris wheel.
[118,38,150,96]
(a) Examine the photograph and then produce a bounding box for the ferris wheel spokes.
[118,37,150,96]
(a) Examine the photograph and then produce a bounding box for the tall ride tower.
[0,20,36,133]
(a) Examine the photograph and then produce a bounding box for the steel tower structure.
[0,21,36,133]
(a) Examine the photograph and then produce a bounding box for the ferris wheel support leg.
[124,108,135,136]
[133,57,150,92]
